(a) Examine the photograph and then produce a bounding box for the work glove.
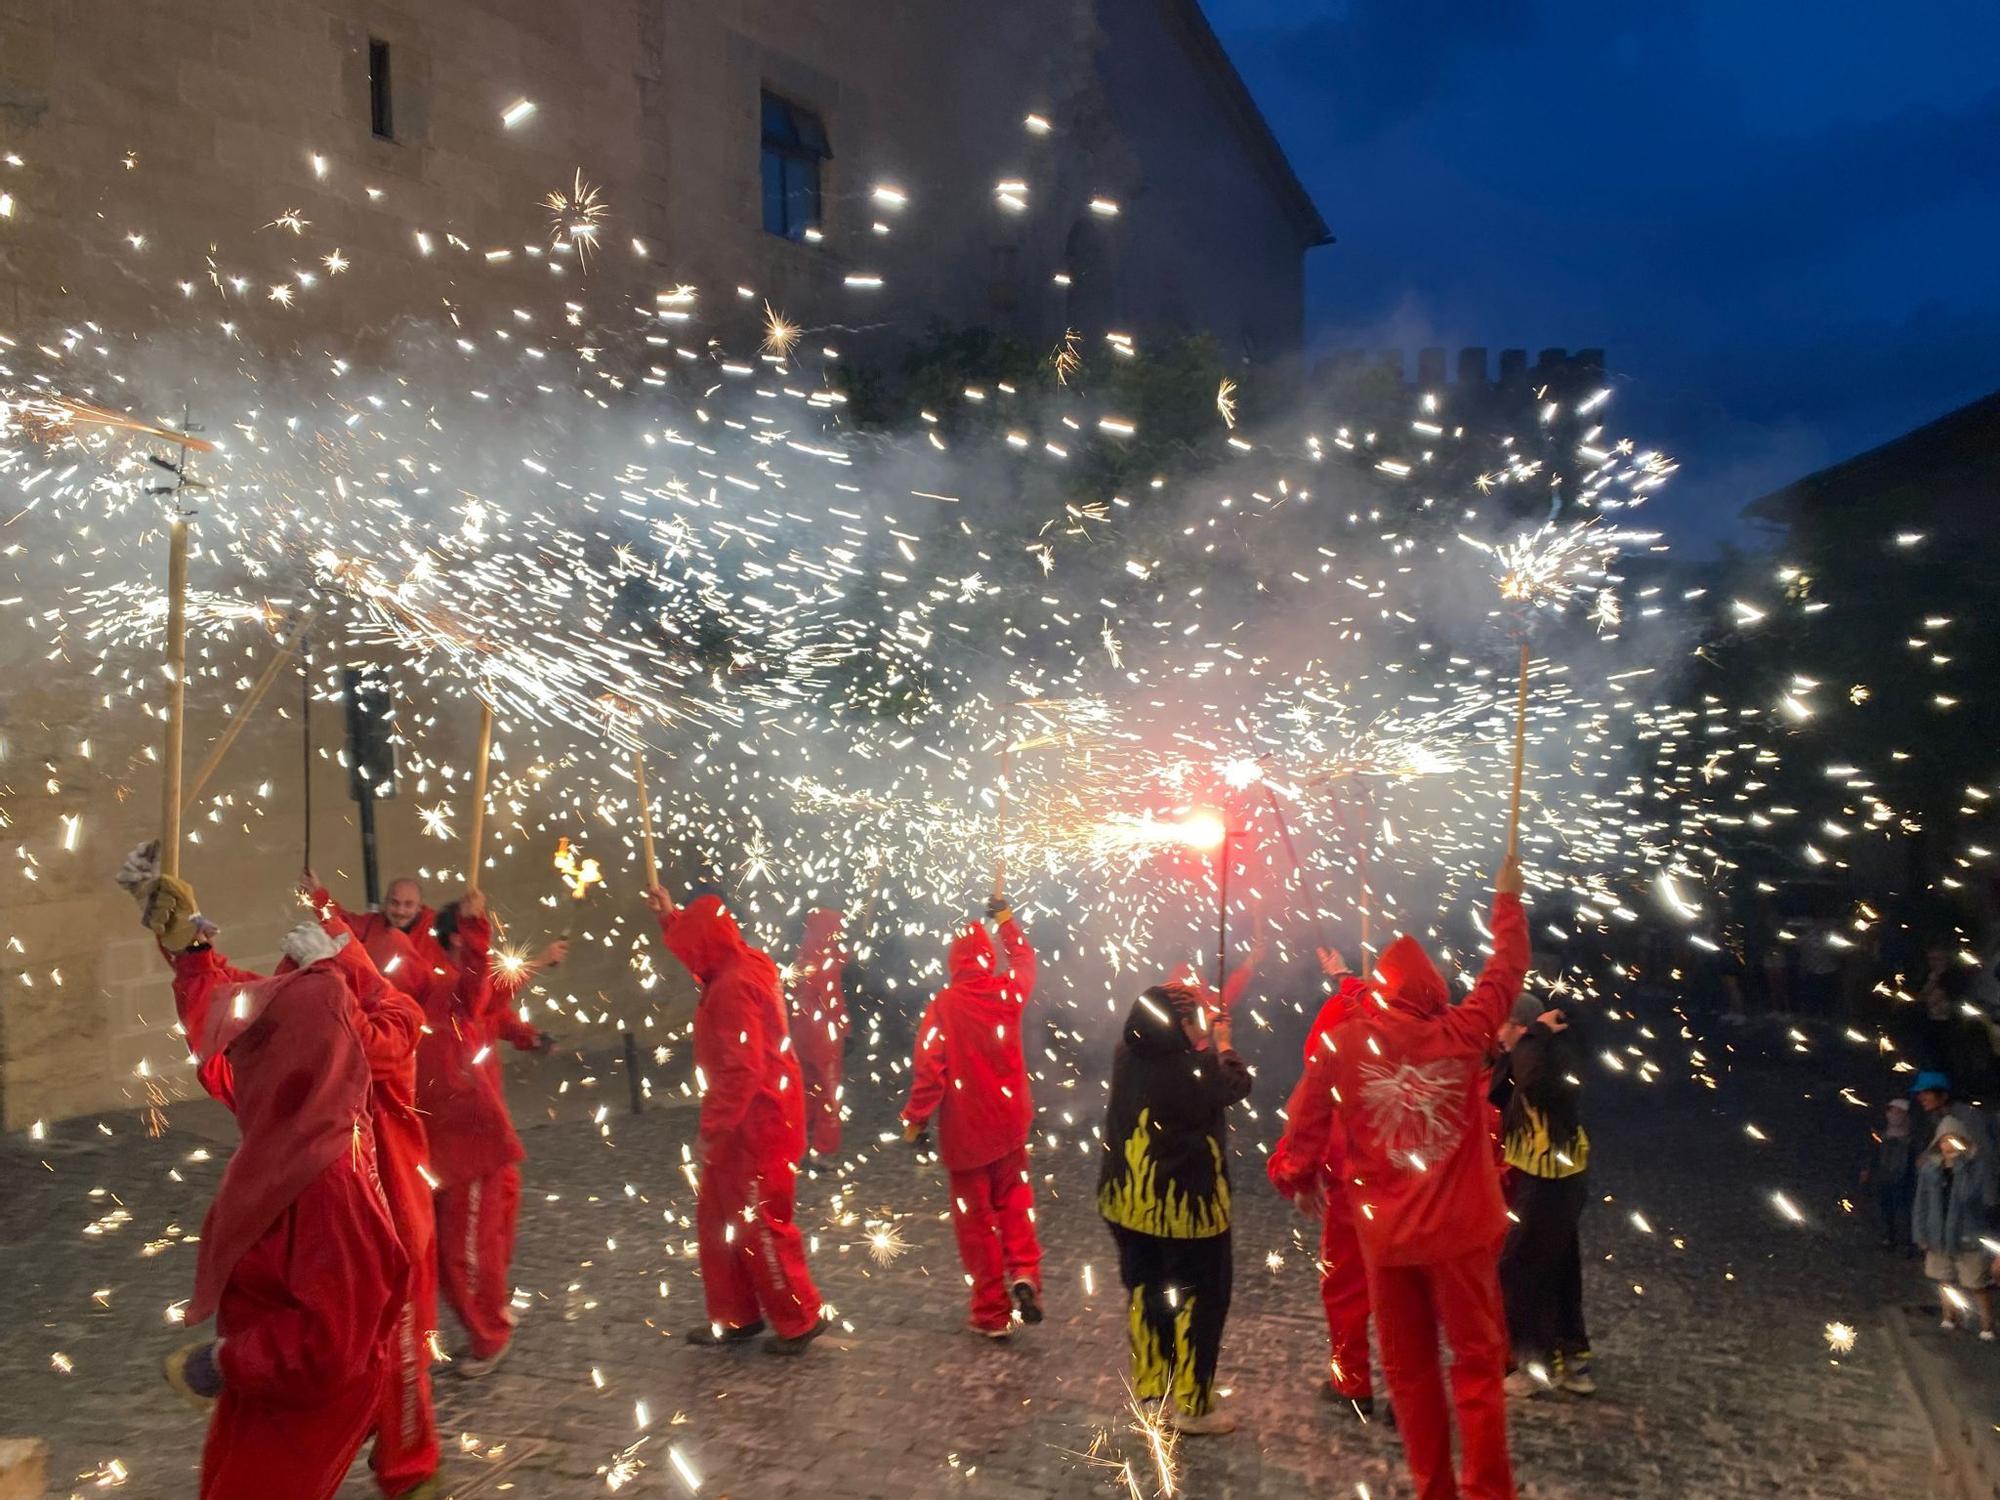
[142,876,204,953]
[280,920,348,968]
[162,1340,222,1410]
[985,893,1012,925]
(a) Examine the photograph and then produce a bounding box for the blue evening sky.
[1205,0,2000,546]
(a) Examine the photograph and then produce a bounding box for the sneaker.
[686,1319,766,1347]
[1503,1365,1552,1399]
[1561,1358,1598,1396]
[969,1320,1014,1340]
[455,1342,511,1380]
[764,1313,833,1356]
[1941,1317,1958,1334]
[1172,1404,1238,1436]
[1011,1279,1045,1325]
[1982,1329,1997,1344]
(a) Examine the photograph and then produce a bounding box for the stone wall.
[0,0,1322,1127]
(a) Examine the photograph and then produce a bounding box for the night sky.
[1206,0,2000,546]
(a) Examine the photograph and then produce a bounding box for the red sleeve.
[496,1000,542,1052]
[1270,996,1345,1197]
[214,1171,395,1402]
[1436,892,1530,1056]
[172,947,265,1108]
[999,919,1036,1006]
[901,1001,947,1127]
[697,972,765,1139]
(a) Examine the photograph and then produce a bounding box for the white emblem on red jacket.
[1358,1059,1467,1171]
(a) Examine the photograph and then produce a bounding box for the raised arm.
[998,916,1037,1005]
[1437,858,1530,1056]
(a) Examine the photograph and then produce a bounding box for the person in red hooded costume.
[125,854,407,1500]
[1324,853,1529,1500]
[421,888,562,1377]
[900,892,1043,1336]
[156,875,442,1500]
[790,907,849,1164]
[1268,942,1379,1419]
[648,884,830,1354]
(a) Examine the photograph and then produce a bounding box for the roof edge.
[1164,0,1333,249]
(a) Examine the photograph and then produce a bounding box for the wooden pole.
[467,702,494,891]
[160,516,190,878]
[181,606,318,812]
[300,636,313,876]
[633,748,660,888]
[1215,831,1231,993]
[1506,639,1530,862]
[993,710,1011,900]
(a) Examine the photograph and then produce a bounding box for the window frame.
[759,90,829,241]
[367,37,394,141]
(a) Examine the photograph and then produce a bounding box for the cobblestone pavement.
[2,1024,1954,1499]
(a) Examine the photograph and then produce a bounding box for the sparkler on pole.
[181,605,320,811]
[467,702,494,891]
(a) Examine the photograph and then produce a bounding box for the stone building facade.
[0,0,1326,1127]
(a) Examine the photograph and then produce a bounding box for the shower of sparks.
[761,302,802,359]
[553,837,604,902]
[1215,376,1237,430]
[1824,1321,1857,1354]
[865,1221,909,1265]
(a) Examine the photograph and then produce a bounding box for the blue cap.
[1911,1070,1952,1095]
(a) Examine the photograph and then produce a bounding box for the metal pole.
[1215,830,1231,993]
[357,780,382,908]
[623,1030,644,1115]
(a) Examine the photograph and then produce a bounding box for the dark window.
[760,92,828,240]
[368,38,393,140]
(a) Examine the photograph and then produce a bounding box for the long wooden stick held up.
[181,606,319,812]
[1505,640,1531,863]
[993,708,1011,899]
[633,748,660,889]
[160,516,191,878]
[467,702,495,891]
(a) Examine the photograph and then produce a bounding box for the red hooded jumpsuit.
[900,918,1041,1332]
[660,895,824,1338]
[1268,973,1375,1403]
[790,908,849,1158]
[1325,891,1529,1500]
[178,963,407,1500]
[173,924,439,1498]
[424,909,539,1361]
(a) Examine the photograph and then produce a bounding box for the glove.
[984,893,1012,925]
[162,1340,223,1410]
[140,875,203,954]
[279,920,348,968]
[116,839,162,893]
[901,1119,926,1145]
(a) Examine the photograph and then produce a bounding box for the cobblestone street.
[3,1026,1953,1498]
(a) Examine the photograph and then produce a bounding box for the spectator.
[1861,1098,1916,1253]
[1492,995,1593,1398]
[1911,1072,1997,1339]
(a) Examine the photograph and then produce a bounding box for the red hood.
[190,965,373,1325]
[799,907,845,968]
[1372,933,1449,1018]
[947,922,996,981]
[666,894,762,986]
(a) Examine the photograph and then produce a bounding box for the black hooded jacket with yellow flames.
[1096,996,1253,1238]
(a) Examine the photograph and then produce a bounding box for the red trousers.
[201,1365,384,1500]
[948,1147,1043,1330]
[696,1138,821,1338]
[369,1259,439,1497]
[1369,1244,1515,1500]
[1319,1193,1374,1399]
[799,1046,844,1157]
[435,1164,520,1360]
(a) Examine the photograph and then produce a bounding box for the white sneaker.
[1941,1317,1958,1334]
[1504,1365,1552,1398]
[1981,1329,1997,1343]
[1171,1404,1237,1436]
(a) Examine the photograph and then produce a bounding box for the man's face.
[384,880,424,930]
[1916,1088,1947,1115]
